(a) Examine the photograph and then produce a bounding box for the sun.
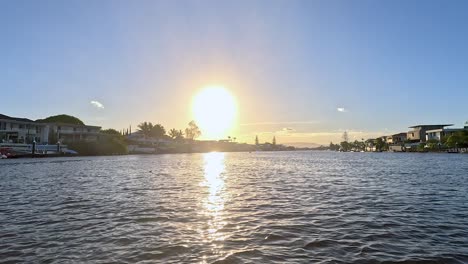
[192,86,238,139]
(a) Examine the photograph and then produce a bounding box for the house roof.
[408,124,453,128]
[0,114,35,123]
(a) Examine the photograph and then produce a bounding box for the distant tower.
[272,136,276,146]
[255,135,259,145]
[342,131,349,142]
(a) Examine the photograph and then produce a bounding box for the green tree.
[185,121,201,140]
[340,141,351,152]
[169,128,184,140]
[446,134,462,148]
[426,139,440,151]
[151,124,166,139]
[417,143,427,152]
[68,136,127,156]
[101,128,121,136]
[138,122,153,138]
[37,114,85,125]
[375,138,385,152]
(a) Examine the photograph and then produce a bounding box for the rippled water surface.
[1,151,468,263]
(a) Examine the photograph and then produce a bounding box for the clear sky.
[1,0,467,145]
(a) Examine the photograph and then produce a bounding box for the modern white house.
[407,124,453,142]
[0,114,48,143]
[45,123,101,143]
[426,126,468,141]
[0,114,101,144]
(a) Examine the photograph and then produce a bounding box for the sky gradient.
[1,0,468,144]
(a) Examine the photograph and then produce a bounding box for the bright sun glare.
[192,86,237,139]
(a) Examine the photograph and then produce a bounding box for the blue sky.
[1,0,467,144]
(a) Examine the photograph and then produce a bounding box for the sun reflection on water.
[200,152,228,247]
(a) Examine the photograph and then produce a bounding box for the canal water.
[1,152,467,263]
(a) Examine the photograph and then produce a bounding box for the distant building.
[365,139,377,152]
[407,124,452,142]
[126,131,172,145]
[386,133,407,145]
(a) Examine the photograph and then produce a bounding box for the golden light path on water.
[200,152,228,259]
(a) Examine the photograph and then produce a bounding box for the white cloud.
[90,100,104,109]
[337,107,347,112]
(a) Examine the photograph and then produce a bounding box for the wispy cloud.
[90,100,104,109]
[240,120,319,126]
[337,107,347,113]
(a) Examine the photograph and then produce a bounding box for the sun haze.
[192,86,237,140]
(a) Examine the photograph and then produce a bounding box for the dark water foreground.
[1,152,468,264]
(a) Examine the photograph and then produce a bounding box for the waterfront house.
[426,126,468,141]
[387,133,408,152]
[126,131,174,153]
[0,114,101,144]
[0,114,48,143]
[407,124,452,142]
[386,133,407,145]
[43,123,101,143]
[365,139,377,152]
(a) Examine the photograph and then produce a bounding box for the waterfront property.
[386,133,407,145]
[0,114,101,144]
[426,125,468,141]
[0,114,48,143]
[407,124,453,142]
[42,122,101,143]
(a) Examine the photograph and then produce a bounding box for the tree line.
[136,120,201,141]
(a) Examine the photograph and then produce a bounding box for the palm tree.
[169,129,184,141]
[169,128,178,139]
[138,122,153,139]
